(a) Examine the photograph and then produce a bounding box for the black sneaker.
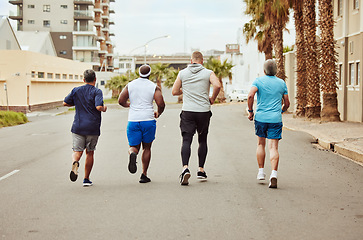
[180,168,191,185]
[70,161,79,182]
[197,171,207,180]
[139,173,151,183]
[128,152,137,174]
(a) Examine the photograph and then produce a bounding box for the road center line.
[0,170,20,182]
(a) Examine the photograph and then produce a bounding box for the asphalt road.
[0,103,362,240]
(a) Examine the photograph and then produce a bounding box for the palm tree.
[263,0,291,81]
[318,0,340,121]
[243,0,273,60]
[163,67,183,103]
[205,57,234,103]
[304,0,321,119]
[293,0,307,117]
[150,63,170,89]
[105,74,130,98]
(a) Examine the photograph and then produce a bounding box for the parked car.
[227,89,248,102]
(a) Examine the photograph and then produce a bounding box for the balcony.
[109,7,115,14]
[109,30,115,36]
[9,13,23,20]
[72,45,99,51]
[74,10,94,20]
[74,0,94,5]
[9,0,23,5]
[110,0,115,2]
[109,18,114,25]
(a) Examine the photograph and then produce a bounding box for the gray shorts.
[72,133,99,152]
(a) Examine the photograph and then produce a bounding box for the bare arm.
[63,102,73,107]
[209,72,221,104]
[96,105,107,112]
[154,86,165,118]
[282,94,290,113]
[172,76,183,96]
[247,86,258,121]
[118,86,130,108]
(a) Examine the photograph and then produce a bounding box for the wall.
[0,50,91,112]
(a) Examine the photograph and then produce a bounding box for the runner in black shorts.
[172,51,221,185]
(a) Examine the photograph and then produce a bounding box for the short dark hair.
[84,69,96,83]
[264,59,277,76]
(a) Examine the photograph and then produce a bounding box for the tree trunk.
[294,0,307,117]
[272,22,286,81]
[264,27,273,60]
[319,0,340,121]
[304,0,321,119]
[217,77,226,103]
[112,89,121,98]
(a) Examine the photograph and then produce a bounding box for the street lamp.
[143,35,170,64]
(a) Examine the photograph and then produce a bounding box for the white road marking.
[0,170,20,182]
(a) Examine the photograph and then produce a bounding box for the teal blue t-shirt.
[252,75,288,123]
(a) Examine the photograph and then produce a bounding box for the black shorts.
[180,111,212,135]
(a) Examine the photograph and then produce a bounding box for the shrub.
[0,111,28,128]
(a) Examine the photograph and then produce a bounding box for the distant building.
[334,0,363,122]
[16,31,57,56]
[8,0,115,71]
[0,16,20,50]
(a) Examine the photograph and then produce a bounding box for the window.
[101,80,105,85]
[338,64,342,85]
[126,63,131,69]
[47,73,53,79]
[69,74,73,80]
[60,35,67,39]
[356,62,360,86]
[60,5,68,9]
[349,63,355,85]
[43,20,50,27]
[62,74,67,79]
[354,0,359,9]
[28,20,35,24]
[31,71,36,78]
[60,50,67,55]
[28,5,35,8]
[38,72,44,78]
[55,73,61,79]
[338,0,343,16]
[43,5,50,12]
[60,20,68,24]
[75,75,79,80]
[119,63,125,68]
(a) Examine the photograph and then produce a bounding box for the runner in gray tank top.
[172,51,221,185]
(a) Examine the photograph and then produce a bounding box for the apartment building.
[334,0,363,122]
[9,0,115,71]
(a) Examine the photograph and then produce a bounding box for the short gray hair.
[84,69,96,82]
[264,59,277,76]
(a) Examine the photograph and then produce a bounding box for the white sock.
[258,168,264,174]
[271,170,278,178]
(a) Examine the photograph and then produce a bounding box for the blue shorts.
[127,120,156,146]
[254,120,283,139]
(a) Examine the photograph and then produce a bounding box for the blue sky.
[0,0,295,56]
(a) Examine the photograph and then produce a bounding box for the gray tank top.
[179,64,212,112]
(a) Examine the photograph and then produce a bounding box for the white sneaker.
[269,177,277,188]
[257,172,266,180]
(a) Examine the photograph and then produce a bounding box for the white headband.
[139,64,151,78]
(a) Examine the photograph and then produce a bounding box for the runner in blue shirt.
[247,59,290,188]
[63,69,107,187]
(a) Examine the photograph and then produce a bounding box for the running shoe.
[269,177,277,188]
[83,178,93,187]
[197,171,207,180]
[139,173,151,183]
[128,152,137,174]
[180,168,191,185]
[257,172,266,180]
[70,161,79,182]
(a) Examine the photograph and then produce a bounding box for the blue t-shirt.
[64,84,104,136]
[252,75,288,123]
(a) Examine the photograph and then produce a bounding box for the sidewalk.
[283,113,363,165]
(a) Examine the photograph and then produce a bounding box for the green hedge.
[0,111,28,128]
